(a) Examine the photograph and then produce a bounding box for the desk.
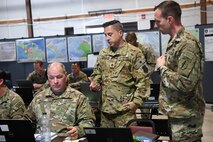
[52,137,87,142]
[52,137,174,142]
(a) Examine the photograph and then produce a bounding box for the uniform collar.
[167,27,185,49]
[104,42,129,56]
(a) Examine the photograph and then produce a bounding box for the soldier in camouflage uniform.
[89,20,148,128]
[0,69,25,119]
[27,60,47,90]
[154,1,205,141]
[126,32,156,119]
[67,62,88,90]
[24,62,95,140]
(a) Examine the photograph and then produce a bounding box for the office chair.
[151,118,172,140]
[126,119,156,134]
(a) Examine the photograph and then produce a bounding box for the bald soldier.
[0,69,25,119]
[25,62,95,140]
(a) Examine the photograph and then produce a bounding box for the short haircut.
[154,0,182,22]
[47,62,67,75]
[34,60,43,66]
[71,62,80,68]
[103,20,124,32]
[125,32,137,42]
[0,69,6,84]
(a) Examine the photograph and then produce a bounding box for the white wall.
[207,4,213,23]
[0,0,211,39]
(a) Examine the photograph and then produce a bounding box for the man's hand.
[67,126,79,140]
[88,77,101,91]
[156,55,166,69]
[123,102,138,112]
[33,83,42,89]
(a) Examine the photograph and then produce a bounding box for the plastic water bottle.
[40,112,51,142]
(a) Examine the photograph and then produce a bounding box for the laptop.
[84,127,134,142]
[133,129,160,140]
[0,120,36,142]
[15,80,33,88]
[80,82,101,105]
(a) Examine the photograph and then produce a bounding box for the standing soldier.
[154,1,205,141]
[126,32,156,119]
[89,20,148,127]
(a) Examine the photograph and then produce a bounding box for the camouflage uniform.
[0,88,26,119]
[158,27,205,141]
[33,81,50,97]
[67,71,88,90]
[138,43,156,119]
[25,86,96,137]
[27,70,47,84]
[90,42,148,127]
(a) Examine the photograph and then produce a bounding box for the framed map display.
[92,34,108,53]
[0,42,16,62]
[46,37,68,63]
[136,31,160,57]
[67,35,92,62]
[16,38,45,62]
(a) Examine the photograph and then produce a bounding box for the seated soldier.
[27,60,47,90]
[0,69,26,119]
[24,62,95,140]
[67,62,88,90]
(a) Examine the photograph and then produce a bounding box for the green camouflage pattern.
[67,71,88,90]
[33,81,50,96]
[169,116,203,141]
[24,86,95,137]
[101,111,136,127]
[138,43,156,77]
[138,43,156,119]
[159,27,205,118]
[27,70,47,84]
[91,42,148,115]
[159,27,205,140]
[0,88,26,119]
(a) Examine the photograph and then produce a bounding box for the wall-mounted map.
[92,34,108,53]
[46,37,68,63]
[67,35,92,62]
[0,42,16,61]
[136,31,160,57]
[16,38,45,62]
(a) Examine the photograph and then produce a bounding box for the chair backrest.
[151,118,171,139]
[126,119,156,134]
[128,125,154,134]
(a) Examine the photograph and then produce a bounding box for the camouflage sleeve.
[81,72,89,82]
[90,54,102,86]
[75,95,96,137]
[70,72,88,89]
[10,94,26,119]
[160,42,203,93]
[132,50,149,106]
[144,47,156,76]
[24,96,38,125]
[27,71,34,80]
